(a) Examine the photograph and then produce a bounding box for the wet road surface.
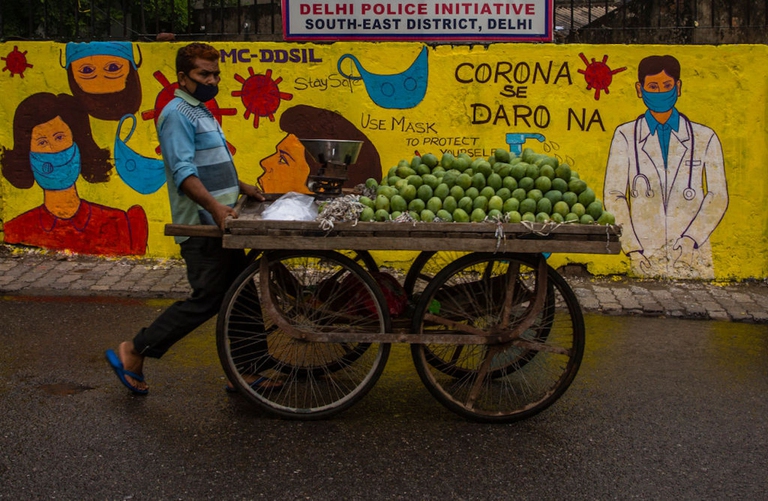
[1,296,766,500]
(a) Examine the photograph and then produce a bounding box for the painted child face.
[30,116,73,153]
[258,134,311,194]
[70,55,130,94]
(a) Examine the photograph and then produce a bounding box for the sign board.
[282,1,553,42]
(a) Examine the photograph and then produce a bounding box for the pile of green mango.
[358,148,615,225]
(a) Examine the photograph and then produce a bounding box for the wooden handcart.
[167,196,622,423]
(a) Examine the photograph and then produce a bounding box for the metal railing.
[558,0,768,44]
[0,0,283,42]
[2,0,767,44]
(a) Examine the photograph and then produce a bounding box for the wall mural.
[604,55,728,280]
[64,42,143,121]
[259,104,382,193]
[0,42,763,280]
[2,92,148,255]
[337,46,429,109]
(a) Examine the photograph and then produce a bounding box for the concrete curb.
[2,247,767,323]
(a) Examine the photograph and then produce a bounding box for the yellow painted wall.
[1,42,766,280]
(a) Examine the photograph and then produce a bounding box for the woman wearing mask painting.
[1,93,148,255]
[258,105,382,193]
[64,41,142,121]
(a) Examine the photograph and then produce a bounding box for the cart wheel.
[407,251,555,379]
[410,253,584,423]
[248,250,376,274]
[341,250,378,273]
[423,270,555,380]
[217,250,391,420]
[403,251,467,296]
[245,249,262,265]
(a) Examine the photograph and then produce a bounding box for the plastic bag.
[261,192,317,221]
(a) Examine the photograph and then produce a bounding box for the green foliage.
[1,0,193,40]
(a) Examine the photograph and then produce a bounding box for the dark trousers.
[133,237,247,359]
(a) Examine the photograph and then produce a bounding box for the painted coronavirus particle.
[231,68,293,128]
[577,53,626,100]
[2,46,33,78]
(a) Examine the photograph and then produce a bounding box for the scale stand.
[306,161,348,197]
[300,139,364,198]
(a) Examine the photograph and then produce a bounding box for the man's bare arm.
[179,175,236,231]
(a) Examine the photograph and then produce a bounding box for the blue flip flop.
[105,349,148,395]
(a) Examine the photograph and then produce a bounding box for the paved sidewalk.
[1,245,768,323]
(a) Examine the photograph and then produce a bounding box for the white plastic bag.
[261,192,317,221]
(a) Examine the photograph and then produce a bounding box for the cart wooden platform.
[166,196,622,423]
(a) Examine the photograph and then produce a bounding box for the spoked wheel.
[407,251,554,379]
[403,251,468,296]
[342,250,378,273]
[410,253,584,423]
[249,250,377,273]
[245,249,262,265]
[217,250,391,420]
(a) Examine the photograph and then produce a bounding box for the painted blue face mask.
[641,86,678,113]
[114,114,166,195]
[337,46,429,109]
[30,143,81,191]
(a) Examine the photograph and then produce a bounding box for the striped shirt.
[157,89,239,242]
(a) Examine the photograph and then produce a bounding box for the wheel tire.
[345,250,378,274]
[403,251,468,296]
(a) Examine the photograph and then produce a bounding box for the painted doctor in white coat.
[604,55,728,279]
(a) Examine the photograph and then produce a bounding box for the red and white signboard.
[282,1,553,42]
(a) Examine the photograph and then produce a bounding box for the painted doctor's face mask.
[642,87,678,113]
[637,71,681,113]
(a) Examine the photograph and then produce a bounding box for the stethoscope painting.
[337,46,428,109]
[631,113,696,202]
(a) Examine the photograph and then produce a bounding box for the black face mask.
[186,75,219,102]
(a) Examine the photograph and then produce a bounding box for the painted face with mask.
[637,70,681,113]
[180,57,220,103]
[28,116,81,191]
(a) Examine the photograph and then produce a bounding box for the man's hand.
[239,181,265,202]
[211,202,238,231]
[180,175,238,231]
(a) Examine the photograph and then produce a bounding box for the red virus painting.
[2,46,33,78]
[141,70,238,154]
[232,68,293,129]
[577,53,626,101]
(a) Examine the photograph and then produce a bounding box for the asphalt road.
[1,296,766,500]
